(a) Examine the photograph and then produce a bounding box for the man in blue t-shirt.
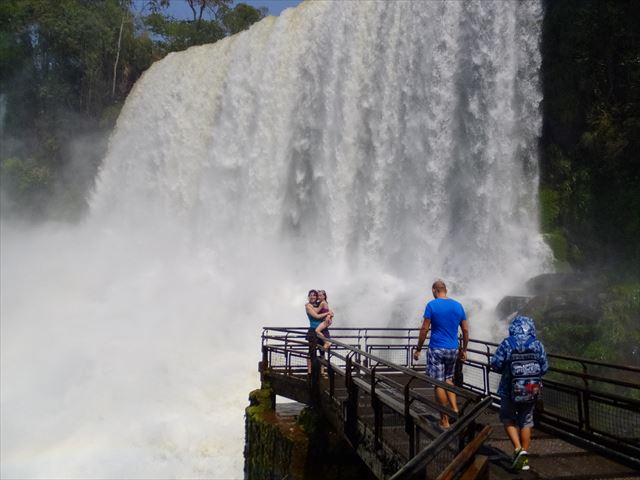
[413,280,469,429]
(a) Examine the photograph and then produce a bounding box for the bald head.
[432,280,447,292]
[432,280,447,298]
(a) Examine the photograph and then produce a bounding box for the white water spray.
[1,1,550,478]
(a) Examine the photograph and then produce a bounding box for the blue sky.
[165,0,303,18]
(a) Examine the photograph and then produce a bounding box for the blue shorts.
[426,348,458,382]
[499,397,535,429]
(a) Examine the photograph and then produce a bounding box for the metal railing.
[461,337,640,466]
[261,326,640,471]
[261,327,491,479]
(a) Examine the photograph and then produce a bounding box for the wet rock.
[525,273,601,295]
[496,296,532,319]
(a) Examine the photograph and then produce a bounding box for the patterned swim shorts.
[499,397,535,429]
[426,348,459,381]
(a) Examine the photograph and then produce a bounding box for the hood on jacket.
[508,314,537,348]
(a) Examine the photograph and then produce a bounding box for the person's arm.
[459,319,469,360]
[413,317,431,361]
[326,312,334,326]
[490,340,508,372]
[321,301,335,317]
[538,342,549,375]
[306,303,330,320]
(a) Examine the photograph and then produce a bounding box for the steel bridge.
[259,327,640,480]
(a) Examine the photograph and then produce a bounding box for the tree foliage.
[144,2,265,55]
[541,0,640,275]
[0,0,265,218]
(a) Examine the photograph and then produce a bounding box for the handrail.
[262,327,640,395]
[261,326,640,474]
[547,367,640,389]
[388,396,493,480]
[262,326,490,477]
[267,326,640,371]
[321,335,480,401]
[435,425,492,480]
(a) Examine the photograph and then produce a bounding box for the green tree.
[541,0,640,275]
[142,1,265,55]
[220,3,268,35]
[0,0,153,218]
[143,12,226,53]
[0,0,266,218]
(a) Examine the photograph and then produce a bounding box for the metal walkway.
[259,327,640,480]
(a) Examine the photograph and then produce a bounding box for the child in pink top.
[314,290,333,351]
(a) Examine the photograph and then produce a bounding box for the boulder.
[495,296,533,319]
[526,273,601,296]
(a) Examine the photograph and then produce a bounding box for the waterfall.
[93,0,549,310]
[1,1,550,478]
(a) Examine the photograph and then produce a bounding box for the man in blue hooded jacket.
[491,315,549,471]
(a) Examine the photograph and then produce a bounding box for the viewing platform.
[254,327,640,479]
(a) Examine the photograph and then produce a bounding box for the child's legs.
[504,423,522,451]
[521,426,532,451]
[516,403,535,450]
[320,327,331,350]
[500,398,522,451]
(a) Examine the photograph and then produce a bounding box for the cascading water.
[1,1,550,478]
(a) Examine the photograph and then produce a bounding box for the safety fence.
[261,327,491,479]
[261,327,640,475]
[462,336,640,466]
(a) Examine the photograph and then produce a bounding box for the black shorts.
[306,329,324,356]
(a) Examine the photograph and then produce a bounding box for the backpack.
[507,336,543,403]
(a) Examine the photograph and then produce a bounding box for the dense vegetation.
[0,0,265,218]
[540,0,640,275]
[537,0,640,365]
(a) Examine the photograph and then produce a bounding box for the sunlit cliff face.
[1,1,549,478]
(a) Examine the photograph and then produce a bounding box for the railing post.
[404,377,417,458]
[582,390,591,433]
[260,344,268,382]
[328,355,335,397]
[406,329,411,367]
[345,353,359,447]
[259,329,267,375]
[484,344,492,396]
[310,344,321,403]
[581,361,592,433]
[371,363,382,450]
[361,329,368,368]
[284,333,290,374]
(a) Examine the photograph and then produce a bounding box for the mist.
[0,214,456,478]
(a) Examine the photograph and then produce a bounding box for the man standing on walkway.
[413,280,469,429]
